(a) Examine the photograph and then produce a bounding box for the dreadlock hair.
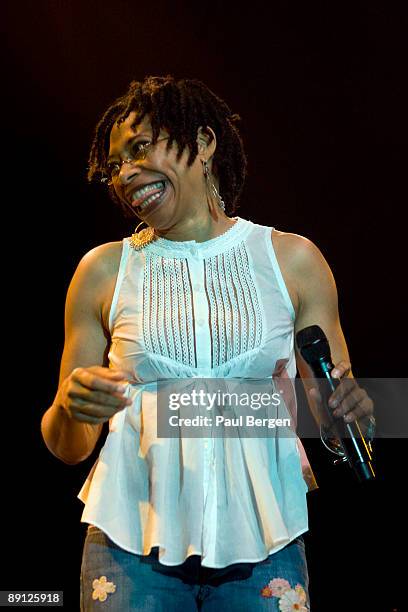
[87,75,247,217]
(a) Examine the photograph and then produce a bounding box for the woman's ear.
[197,126,217,159]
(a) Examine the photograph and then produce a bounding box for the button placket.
[203,433,217,563]
[188,254,211,371]
[188,251,217,561]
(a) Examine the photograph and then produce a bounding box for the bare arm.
[41,242,131,465]
[292,236,353,427]
[273,231,373,426]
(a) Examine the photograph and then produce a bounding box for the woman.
[41,75,373,611]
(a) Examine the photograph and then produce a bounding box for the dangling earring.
[202,160,226,212]
[129,220,155,250]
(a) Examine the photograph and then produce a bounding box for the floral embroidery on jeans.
[92,576,116,602]
[261,578,307,611]
[267,578,291,597]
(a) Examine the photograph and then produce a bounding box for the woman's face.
[107,112,215,231]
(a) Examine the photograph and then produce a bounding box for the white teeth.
[138,191,162,211]
[132,181,165,202]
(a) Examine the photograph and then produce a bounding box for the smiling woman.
[41,74,374,612]
[87,75,247,227]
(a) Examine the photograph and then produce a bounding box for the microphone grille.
[296,325,332,364]
[296,324,327,350]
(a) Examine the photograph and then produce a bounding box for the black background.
[3,1,406,610]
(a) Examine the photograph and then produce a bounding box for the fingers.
[328,379,374,423]
[331,361,351,379]
[64,394,130,423]
[305,360,374,426]
[63,366,132,424]
[67,396,126,421]
[68,388,130,411]
[72,367,129,394]
[68,410,108,425]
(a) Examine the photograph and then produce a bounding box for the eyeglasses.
[101,136,170,186]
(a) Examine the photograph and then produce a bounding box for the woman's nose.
[118,160,142,184]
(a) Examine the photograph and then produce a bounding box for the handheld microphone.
[296,325,375,482]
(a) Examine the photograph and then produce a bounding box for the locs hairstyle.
[87,75,248,217]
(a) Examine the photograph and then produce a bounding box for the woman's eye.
[132,140,150,155]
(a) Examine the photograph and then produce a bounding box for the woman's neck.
[154,212,236,243]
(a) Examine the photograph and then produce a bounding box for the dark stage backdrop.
[3,1,406,610]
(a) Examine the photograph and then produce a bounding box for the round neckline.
[126,216,254,259]
[153,216,241,248]
[134,216,252,258]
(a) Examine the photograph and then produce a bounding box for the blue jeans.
[80,526,310,611]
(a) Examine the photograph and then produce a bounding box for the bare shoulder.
[270,229,335,316]
[79,241,124,279]
[271,228,319,262]
[271,228,331,274]
[67,241,124,332]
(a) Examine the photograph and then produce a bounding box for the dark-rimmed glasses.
[101,136,170,186]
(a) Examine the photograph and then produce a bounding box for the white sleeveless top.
[78,216,316,568]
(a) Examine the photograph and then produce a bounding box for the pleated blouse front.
[78,216,313,568]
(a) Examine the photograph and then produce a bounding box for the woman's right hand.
[56,366,132,424]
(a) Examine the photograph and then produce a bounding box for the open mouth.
[131,180,168,215]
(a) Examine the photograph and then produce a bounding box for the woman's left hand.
[328,360,374,423]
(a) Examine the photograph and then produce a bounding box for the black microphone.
[296,324,375,482]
